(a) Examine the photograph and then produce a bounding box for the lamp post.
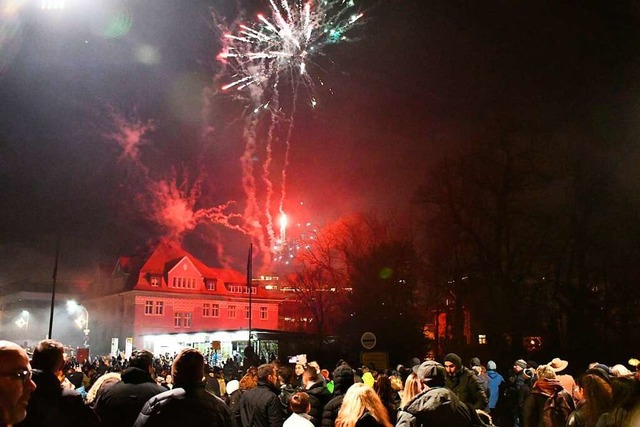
[67,300,90,347]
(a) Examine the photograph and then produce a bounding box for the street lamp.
[15,310,30,330]
[67,300,90,347]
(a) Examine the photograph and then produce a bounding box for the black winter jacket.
[445,368,489,410]
[234,379,285,427]
[133,383,232,427]
[94,367,166,427]
[16,370,99,427]
[305,381,332,427]
[396,386,482,427]
[322,365,355,427]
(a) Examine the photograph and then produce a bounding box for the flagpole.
[48,240,60,339]
[247,244,253,346]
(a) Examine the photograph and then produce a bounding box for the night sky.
[2,0,640,285]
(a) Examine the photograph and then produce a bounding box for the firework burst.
[215,0,362,267]
[218,0,363,109]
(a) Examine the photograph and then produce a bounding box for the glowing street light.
[15,310,30,330]
[67,300,90,347]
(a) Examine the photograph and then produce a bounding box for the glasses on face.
[0,369,32,384]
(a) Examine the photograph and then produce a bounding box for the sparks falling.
[216,0,363,267]
[218,0,363,108]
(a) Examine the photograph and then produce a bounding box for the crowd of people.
[1,338,639,427]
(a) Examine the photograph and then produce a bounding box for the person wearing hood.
[485,361,504,411]
[443,353,489,411]
[523,365,574,427]
[94,350,165,427]
[322,365,355,427]
[396,361,484,427]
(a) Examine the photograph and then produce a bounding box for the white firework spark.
[218,0,363,108]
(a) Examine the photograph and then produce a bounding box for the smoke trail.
[106,109,245,244]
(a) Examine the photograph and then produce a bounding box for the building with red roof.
[86,240,286,358]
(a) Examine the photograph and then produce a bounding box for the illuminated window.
[144,300,153,315]
[212,303,219,318]
[184,312,192,328]
[174,313,182,327]
[150,276,160,287]
[203,303,210,317]
[478,334,487,345]
[260,306,268,320]
[228,305,236,319]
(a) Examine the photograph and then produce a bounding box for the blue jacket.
[486,370,504,409]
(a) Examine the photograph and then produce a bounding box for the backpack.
[542,390,575,427]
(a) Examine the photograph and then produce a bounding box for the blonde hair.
[335,383,393,427]
[85,372,121,405]
[611,364,633,378]
[400,373,423,408]
[537,365,556,380]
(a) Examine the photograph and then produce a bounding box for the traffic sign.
[360,332,377,350]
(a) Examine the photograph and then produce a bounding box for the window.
[172,276,196,289]
[478,334,487,345]
[228,305,236,319]
[145,300,163,316]
[225,283,257,294]
[260,306,268,320]
[206,279,217,291]
[203,303,210,317]
[245,305,250,319]
[150,276,160,287]
[212,303,219,318]
[174,312,191,327]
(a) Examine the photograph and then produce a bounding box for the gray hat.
[487,360,497,370]
[514,359,527,369]
[413,361,445,386]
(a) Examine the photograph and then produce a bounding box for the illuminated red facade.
[87,241,284,355]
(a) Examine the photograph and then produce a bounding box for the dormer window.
[150,276,161,287]
[206,279,217,291]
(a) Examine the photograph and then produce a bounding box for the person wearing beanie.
[443,353,489,411]
[134,348,231,427]
[485,361,504,411]
[505,358,531,427]
[469,357,481,369]
[225,379,242,421]
[322,365,355,427]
